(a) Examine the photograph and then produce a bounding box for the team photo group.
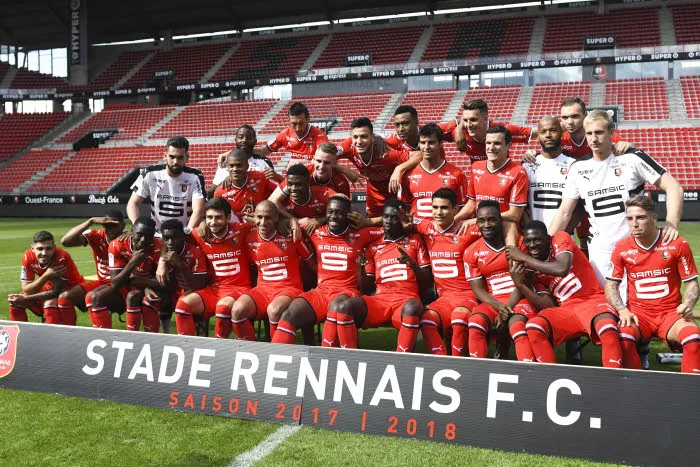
[8,96,700,373]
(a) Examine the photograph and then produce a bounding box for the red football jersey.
[278,163,350,197]
[467,159,529,213]
[399,160,468,218]
[608,233,699,313]
[465,238,524,298]
[281,185,337,219]
[366,233,430,296]
[337,137,408,215]
[442,120,532,163]
[309,225,383,290]
[530,232,604,303]
[560,130,621,159]
[214,172,277,219]
[385,122,452,157]
[171,241,208,292]
[266,126,329,160]
[416,219,481,296]
[21,247,84,287]
[191,222,254,288]
[245,229,313,289]
[108,237,162,277]
[83,229,111,284]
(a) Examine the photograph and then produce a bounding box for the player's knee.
[468,313,490,334]
[44,298,58,307]
[231,297,253,320]
[593,314,619,336]
[619,324,640,343]
[421,309,441,328]
[508,314,527,326]
[336,298,355,317]
[526,316,551,339]
[402,299,422,318]
[58,290,71,300]
[126,290,144,307]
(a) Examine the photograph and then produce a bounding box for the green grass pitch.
[1,218,699,466]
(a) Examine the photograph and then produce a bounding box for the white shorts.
[589,240,627,302]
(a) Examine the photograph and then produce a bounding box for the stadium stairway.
[374,92,407,135]
[666,80,689,121]
[528,15,546,55]
[299,35,332,74]
[140,106,188,142]
[510,86,535,126]
[112,52,155,91]
[589,81,606,107]
[0,66,17,88]
[254,99,289,134]
[17,151,76,194]
[442,89,468,123]
[407,25,434,64]
[200,42,241,84]
[659,4,677,46]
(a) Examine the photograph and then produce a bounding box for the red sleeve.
[365,245,376,276]
[108,240,127,269]
[336,137,353,159]
[61,251,84,284]
[440,120,457,143]
[677,239,699,281]
[612,131,621,143]
[460,224,482,248]
[265,179,278,195]
[191,246,208,274]
[464,246,482,280]
[267,130,286,152]
[414,235,431,268]
[385,134,402,150]
[456,170,469,206]
[82,229,101,247]
[398,172,411,203]
[510,167,529,206]
[335,173,351,197]
[214,184,225,198]
[551,232,575,256]
[321,187,337,204]
[608,244,625,281]
[467,166,476,200]
[507,124,533,143]
[20,251,35,281]
[415,218,430,235]
[313,129,329,144]
[295,237,314,261]
[386,149,409,164]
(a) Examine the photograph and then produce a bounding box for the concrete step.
[18,151,77,192]
[374,92,407,135]
[140,105,188,142]
[200,42,241,83]
[112,52,155,90]
[299,34,332,73]
[407,25,434,64]
[510,86,534,126]
[254,99,290,135]
[528,16,546,55]
[442,89,469,123]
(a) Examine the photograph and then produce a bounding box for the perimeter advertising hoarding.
[0,321,697,466]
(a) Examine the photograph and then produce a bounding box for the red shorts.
[361,293,420,330]
[244,284,303,320]
[575,212,591,241]
[299,286,359,323]
[473,298,537,324]
[631,308,685,347]
[195,284,250,318]
[426,292,478,333]
[539,296,617,346]
[79,280,108,294]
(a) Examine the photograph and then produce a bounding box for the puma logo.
[397,345,409,352]
[582,175,590,182]
[431,345,444,352]
[469,352,478,357]
[608,358,622,366]
[323,339,335,346]
[452,345,463,353]
[127,325,136,330]
[478,258,486,264]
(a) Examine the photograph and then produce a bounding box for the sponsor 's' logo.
[0,325,20,378]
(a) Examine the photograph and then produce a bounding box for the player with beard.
[463,201,541,361]
[9,231,84,324]
[271,195,383,346]
[504,220,624,368]
[230,201,315,341]
[175,197,254,338]
[60,210,126,327]
[605,196,700,373]
[416,188,481,355]
[128,136,206,233]
[272,142,350,198]
[336,199,432,352]
[214,149,277,220]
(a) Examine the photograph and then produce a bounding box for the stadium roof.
[1,0,541,49]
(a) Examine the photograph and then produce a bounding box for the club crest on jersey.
[560,167,569,175]
[662,251,669,260]
[0,325,20,378]
[499,179,506,186]
[280,242,287,250]
[181,184,188,193]
[442,179,448,186]
[614,168,622,176]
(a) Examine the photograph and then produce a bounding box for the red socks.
[141,301,160,333]
[232,318,256,341]
[126,307,142,331]
[336,313,358,349]
[396,315,419,353]
[214,304,232,339]
[509,320,535,362]
[321,310,338,347]
[420,314,447,355]
[175,300,195,336]
[44,306,61,324]
[678,326,700,374]
[594,317,622,368]
[9,306,28,322]
[450,309,470,356]
[467,313,490,358]
[57,298,77,326]
[619,325,642,369]
[526,318,557,363]
[272,320,297,344]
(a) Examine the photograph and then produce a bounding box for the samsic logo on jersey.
[0,325,20,378]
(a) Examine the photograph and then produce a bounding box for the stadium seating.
[605,78,670,120]
[671,4,700,45]
[0,149,71,193]
[312,26,424,69]
[422,17,534,61]
[122,42,231,88]
[210,35,322,82]
[9,67,68,90]
[0,61,9,83]
[680,76,700,119]
[0,112,69,162]
[463,85,522,122]
[384,89,456,129]
[89,50,151,90]
[528,81,591,123]
[151,99,277,139]
[58,105,176,142]
[263,92,393,133]
[542,7,660,53]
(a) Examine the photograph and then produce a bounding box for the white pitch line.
[227,424,301,467]
[0,260,95,271]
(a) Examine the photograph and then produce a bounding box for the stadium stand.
[463,85,522,122]
[210,35,322,82]
[542,7,660,53]
[421,17,534,61]
[10,67,68,89]
[528,81,591,123]
[312,26,424,69]
[0,61,9,82]
[0,112,69,162]
[0,149,71,192]
[680,75,700,119]
[671,3,700,45]
[605,78,670,120]
[89,50,151,90]
[122,42,231,88]
[58,105,176,142]
[263,92,393,133]
[151,99,277,139]
[385,89,456,129]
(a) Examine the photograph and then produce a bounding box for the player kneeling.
[504,221,623,367]
[606,196,700,373]
[231,201,315,340]
[463,201,540,360]
[336,200,432,352]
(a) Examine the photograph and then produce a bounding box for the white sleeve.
[212,166,228,185]
[630,149,666,186]
[191,174,205,200]
[130,172,150,199]
[562,173,580,200]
